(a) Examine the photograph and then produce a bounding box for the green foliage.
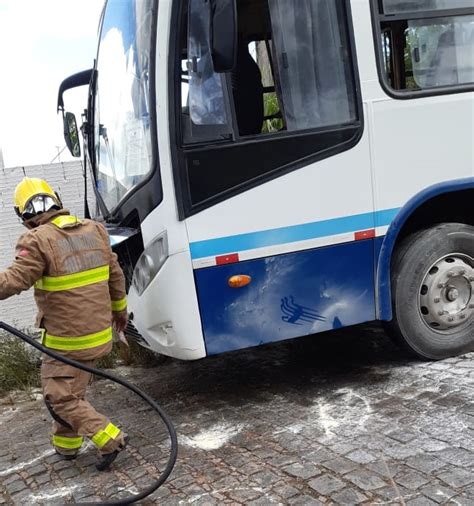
[123,338,164,368]
[0,332,162,395]
[97,338,162,369]
[262,93,284,133]
[96,341,122,369]
[0,333,41,395]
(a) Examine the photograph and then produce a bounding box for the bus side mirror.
[210,0,238,73]
[63,112,81,158]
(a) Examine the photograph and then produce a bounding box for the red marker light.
[216,253,240,265]
[355,229,375,241]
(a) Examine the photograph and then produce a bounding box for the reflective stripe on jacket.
[0,210,127,361]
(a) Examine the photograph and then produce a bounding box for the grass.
[0,331,162,395]
[262,92,284,133]
[0,332,41,395]
[97,337,162,369]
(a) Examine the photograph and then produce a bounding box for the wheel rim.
[419,253,474,332]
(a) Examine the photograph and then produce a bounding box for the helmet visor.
[22,195,60,219]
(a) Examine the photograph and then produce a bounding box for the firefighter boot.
[96,435,129,471]
[55,449,78,461]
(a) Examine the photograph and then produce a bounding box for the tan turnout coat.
[0,209,127,361]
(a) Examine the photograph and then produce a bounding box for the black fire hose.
[0,321,178,505]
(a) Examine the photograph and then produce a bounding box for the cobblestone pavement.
[1,324,474,505]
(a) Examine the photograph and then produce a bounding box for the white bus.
[57,0,474,361]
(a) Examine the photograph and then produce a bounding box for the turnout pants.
[41,356,125,456]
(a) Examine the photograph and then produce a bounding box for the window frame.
[92,0,162,226]
[370,0,474,99]
[169,0,365,219]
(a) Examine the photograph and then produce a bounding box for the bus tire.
[386,223,474,360]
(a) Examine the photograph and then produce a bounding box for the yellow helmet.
[14,177,61,218]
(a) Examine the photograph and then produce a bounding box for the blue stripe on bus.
[374,208,400,228]
[190,208,401,260]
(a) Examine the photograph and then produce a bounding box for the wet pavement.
[1,323,473,504]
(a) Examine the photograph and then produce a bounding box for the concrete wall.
[0,162,87,329]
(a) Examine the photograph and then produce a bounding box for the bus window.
[381,29,393,84]
[382,0,473,15]
[176,0,362,211]
[248,41,285,134]
[268,0,356,131]
[407,16,474,89]
[94,0,155,211]
[181,0,234,144]
[187,0,227,127]
[373,1,474,94]
[182,0,356,142]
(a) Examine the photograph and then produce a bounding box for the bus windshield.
[94,0,155,212]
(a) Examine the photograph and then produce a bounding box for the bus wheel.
[387,223,474,360]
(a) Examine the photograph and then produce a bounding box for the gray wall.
[0,162,87,329]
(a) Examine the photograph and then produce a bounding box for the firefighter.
[0,177,129,471]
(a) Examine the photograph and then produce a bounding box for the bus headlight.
[133,232,168,295]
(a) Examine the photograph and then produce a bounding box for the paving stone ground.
[1,323,473,505]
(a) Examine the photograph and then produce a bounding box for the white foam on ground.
[180,422,245,451]
[274,423,304,435]
[0,450,55,477]
[273,387,373,440]
[184,487,279,504]
[117,486,139,495]
[0,407,17,424]
[315,399,340,436]
[313,388,373,438]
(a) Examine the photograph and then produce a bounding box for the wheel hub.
[446,287,459,302]
[419,254,474,332]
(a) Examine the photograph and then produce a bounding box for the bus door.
[172,0,377,355]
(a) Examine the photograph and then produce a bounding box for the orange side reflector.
[228,275,252,288]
